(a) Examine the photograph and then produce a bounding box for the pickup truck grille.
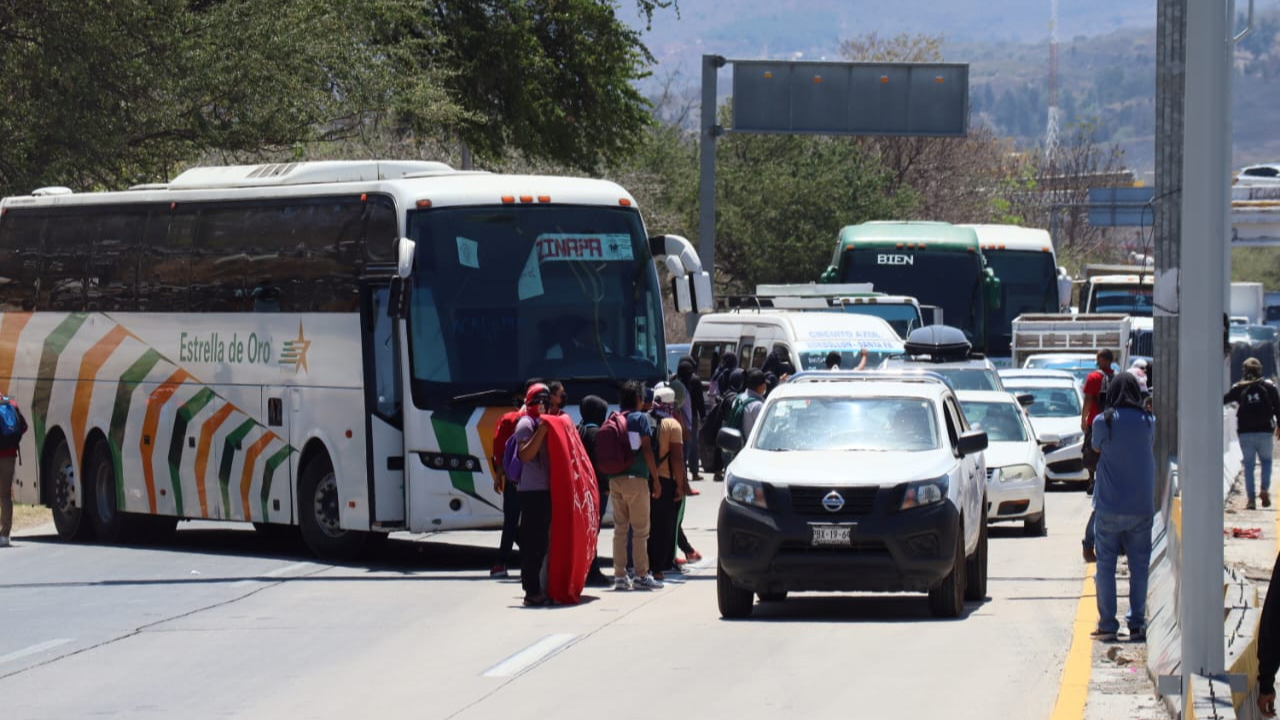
[788,485,877,515]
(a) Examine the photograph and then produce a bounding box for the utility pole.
[1152,0,1181,514]
[1178,0,1231,683]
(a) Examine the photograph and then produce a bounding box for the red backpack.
[594,411,636,475]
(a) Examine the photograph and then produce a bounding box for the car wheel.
[758,591,788,603]
[929,527,967,618]
[964,513,988,602]
[1024,511,1046,537]
[717,562,754,619]
[45,434,92,541]
[298,454,367,561]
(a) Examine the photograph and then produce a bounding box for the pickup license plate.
[811,524,852,546]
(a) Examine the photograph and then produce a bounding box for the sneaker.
[1083,545,1097,563]
[1090,628,1117,641]
[0,536,9,548]
[522,594,551,607]
[634,573,664,590]
[673,557,687,568]
[490,565,509,578]
[1124,627,1147,642]
[1247,498,1258,510]
[1263,490,1272,508]
[614,576,633,591]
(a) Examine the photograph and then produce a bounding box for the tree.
[413,0,675,173]
[0,0,459,195]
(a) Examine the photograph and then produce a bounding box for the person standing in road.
[736,369,768,440]
[610,381,664,591]
[514,383,554,606]
[1089,371,1155,642]
[489,380,543,578]
[1256,550,1280,717]
[1081,348,1116,562]
[546,380,567,416]
[0,394,27,547]
[648,385,686,579]
[675,356,706,483]
[577,394,613,588]
[1224,357,1280,510]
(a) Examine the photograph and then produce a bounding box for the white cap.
[1131,358,1148,369]
[653,386,676,405]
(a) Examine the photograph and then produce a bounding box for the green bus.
[820,222,1000,353]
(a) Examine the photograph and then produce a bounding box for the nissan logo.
[822,490,845,512]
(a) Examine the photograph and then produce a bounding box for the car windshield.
[1003,385,1081,418]
[406,205,665,405]
[754,396,940,452]
[929,367,1000,391]
[961,401,1028,442]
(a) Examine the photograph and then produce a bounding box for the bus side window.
[191,205,248,312]
[140,209,194,312]
[91,213,144,312]
[0,211,43,311]
[42,211,96,311]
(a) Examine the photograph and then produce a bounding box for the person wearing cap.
[1224,357,1280,510]
[514,383,555,606]
[649,384,687,579]
[1128,359,1149,393]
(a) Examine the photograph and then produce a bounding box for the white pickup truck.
[1010,314,1132,370]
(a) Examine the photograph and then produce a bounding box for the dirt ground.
[10,503,52,532]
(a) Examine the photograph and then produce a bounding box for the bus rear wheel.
[299,455,366,562]
[45,435,92,541]
[87,439,134,544]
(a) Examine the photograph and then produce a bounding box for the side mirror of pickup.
[957,429,988,456]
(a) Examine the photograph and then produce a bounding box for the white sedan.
[998,369,1088,486]
[957,390,1048,536]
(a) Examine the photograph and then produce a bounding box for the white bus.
[961,224,1072,365]
[0,161,711,559]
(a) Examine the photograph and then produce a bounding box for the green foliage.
[1232,248,1280,291]
[0,0,460,194]
[417,0,666,173]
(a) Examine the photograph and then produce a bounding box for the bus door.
[360,280,406,527]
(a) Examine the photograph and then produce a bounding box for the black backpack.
[700,390,737,447]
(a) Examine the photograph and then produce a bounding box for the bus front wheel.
[299,455,366,562]
[45,434,92,542]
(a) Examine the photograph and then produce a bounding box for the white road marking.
[482,634,579,678]
[232,562,311,586]
[0,638,72,665]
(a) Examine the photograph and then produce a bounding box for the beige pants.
[0,455,15,537]
[610,475,651,577]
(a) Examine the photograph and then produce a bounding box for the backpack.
[577,421,600,468]
[700,390,737,446]
[594,411,636,475]
[0,397,27,451]
[501,417,539,485]
[725,393,762,433]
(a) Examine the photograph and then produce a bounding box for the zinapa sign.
[178,321,311,373]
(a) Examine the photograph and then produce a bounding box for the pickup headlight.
[899,476,949,510]
[726,474,768,510]
[990,464,1039,484]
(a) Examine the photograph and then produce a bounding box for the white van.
[690,310,905,380]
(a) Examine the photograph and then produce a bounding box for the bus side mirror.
[671,276,693,313]
[984,270,1002,310]
[691,271,713,313]
[820,266,837,283]
[395,237,416,279]
[1057,276,1073,311]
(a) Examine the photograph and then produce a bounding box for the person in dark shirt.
[577,395,612,588]
[1224,357,1280,510]
[1258,551,1280,717]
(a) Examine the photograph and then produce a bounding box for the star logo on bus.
[279,321,311,374]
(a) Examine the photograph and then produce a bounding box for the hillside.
[633,0,1280,172]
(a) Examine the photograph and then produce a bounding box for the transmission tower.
[1046,0,1061,162]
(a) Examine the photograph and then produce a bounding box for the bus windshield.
[984,250,1060,357]
[1090,284,1153,316]
[840,248,984,346]
[406,205,665,406]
